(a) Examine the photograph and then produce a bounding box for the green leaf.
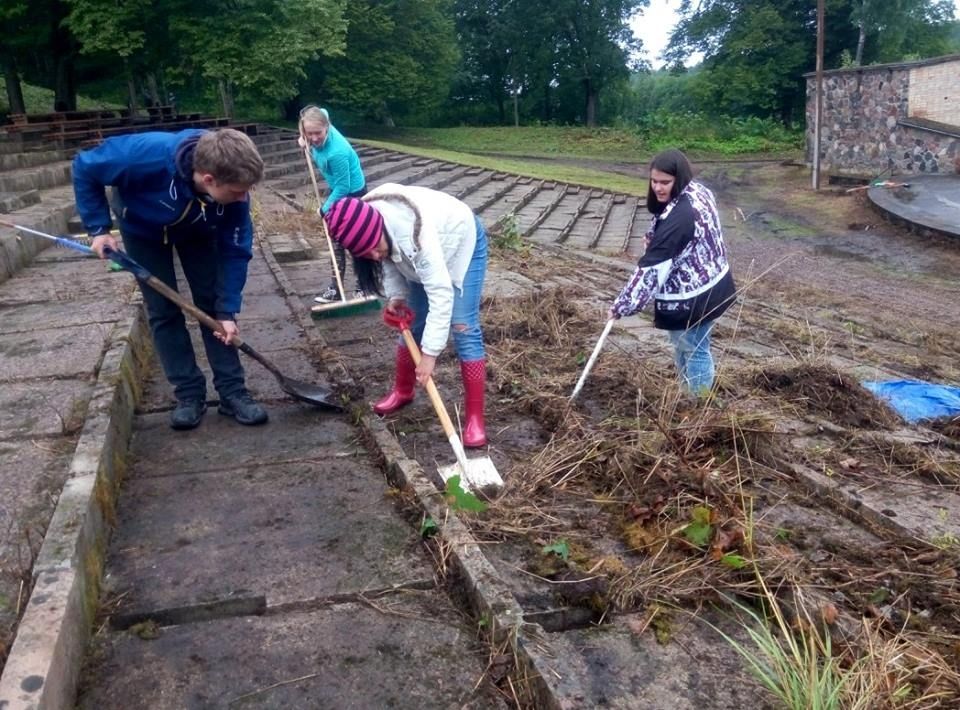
[868,587,889,605]
[720,553,747,569]
[683,505,713,547]
[575,352,587,366]
[419,516,438,538]
[542,539,570,561]
[445,475,488,513]
[683,520,712,547]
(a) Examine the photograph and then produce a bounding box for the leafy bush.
[636,111,802,155]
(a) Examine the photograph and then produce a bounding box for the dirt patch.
[262,159,960,707]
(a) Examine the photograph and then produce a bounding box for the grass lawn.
[356,125,651,161]
[356,137,651,196]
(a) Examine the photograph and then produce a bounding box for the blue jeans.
[123,233,247,402]
[405,216,487,361]
[668,320,716,395]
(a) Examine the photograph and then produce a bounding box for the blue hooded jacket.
[72,129,253,316]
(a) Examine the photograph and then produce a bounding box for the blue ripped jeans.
[668,320,716,395]
[405,216,487,361]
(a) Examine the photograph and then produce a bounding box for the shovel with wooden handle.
[383,305,502,494]
[0,220,344,411]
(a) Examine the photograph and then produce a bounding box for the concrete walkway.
[0,232,503,707]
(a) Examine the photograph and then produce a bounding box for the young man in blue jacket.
[72,128,269,430]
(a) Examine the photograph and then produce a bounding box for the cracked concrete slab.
[77,594,505,710]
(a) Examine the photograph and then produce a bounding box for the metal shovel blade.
[438,456,503,494]
[277,376,345,411]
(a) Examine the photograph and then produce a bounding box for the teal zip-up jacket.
[72,130,253,317]
[309,121,365,214]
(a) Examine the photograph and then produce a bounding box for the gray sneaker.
[218,393,268,425]
[170,398,207,430]
[314,286,340,303]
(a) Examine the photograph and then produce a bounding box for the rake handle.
[570,318,614,401]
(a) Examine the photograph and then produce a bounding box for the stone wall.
[805,55,960,177]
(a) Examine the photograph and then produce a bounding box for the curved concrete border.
[0,307,150,709]
[868,174,960,240]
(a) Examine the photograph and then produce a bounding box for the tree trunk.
[2,58,26,115]
[126,63,138,115]
[541,82,552,123]
[584,81,597,127]
[854,21,866,66]
[51,11,77,112]
[513,91,519,127]
[147,73,161,108]
[218,79,234,118]
[53,57,77,111]
[281,97,301,122]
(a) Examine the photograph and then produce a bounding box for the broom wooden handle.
[300,128,347,301]
[398,328,470,472]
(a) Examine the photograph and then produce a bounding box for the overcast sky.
[631,0,960,70]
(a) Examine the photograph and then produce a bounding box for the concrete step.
[0,161,73,193]
[0,189,41,214]
[251,134,299,156]
[0,191,78,284]
[0,149,71,171]
[264,159,308,181]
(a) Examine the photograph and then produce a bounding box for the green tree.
[64,0,153,111]
[667,0,958,125]
[171,0,347,117]
[0,0,30,113]
[850,0,956,65]
[541,0,646,126]
[454,0,528,124]
[322,0,459,125]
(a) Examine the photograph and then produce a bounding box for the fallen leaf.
[709,527,744,560]
[838,457,861,470]
[821,603,839,625]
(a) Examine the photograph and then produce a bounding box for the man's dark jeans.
[123,233,247,403]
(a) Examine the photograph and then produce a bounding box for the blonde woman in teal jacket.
[298,105,367,302]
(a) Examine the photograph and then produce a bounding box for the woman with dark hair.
[609,149,736,395]
[324,184,490,447]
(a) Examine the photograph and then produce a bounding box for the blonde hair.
[299,105,330,129]
[194,128,264,186]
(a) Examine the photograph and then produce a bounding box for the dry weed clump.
[479,288,789,612]
[747,362,901,430]
[928,415,960,443]
[836,432,960,488]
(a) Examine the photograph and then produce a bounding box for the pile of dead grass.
[747,362,901,429]
[928,415,960,442]
[478,288,790,612]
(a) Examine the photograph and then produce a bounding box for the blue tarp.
[862,380,960,424]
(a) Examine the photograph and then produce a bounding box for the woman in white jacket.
[325,183,489,447]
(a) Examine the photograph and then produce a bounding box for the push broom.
[299,125,381,320]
